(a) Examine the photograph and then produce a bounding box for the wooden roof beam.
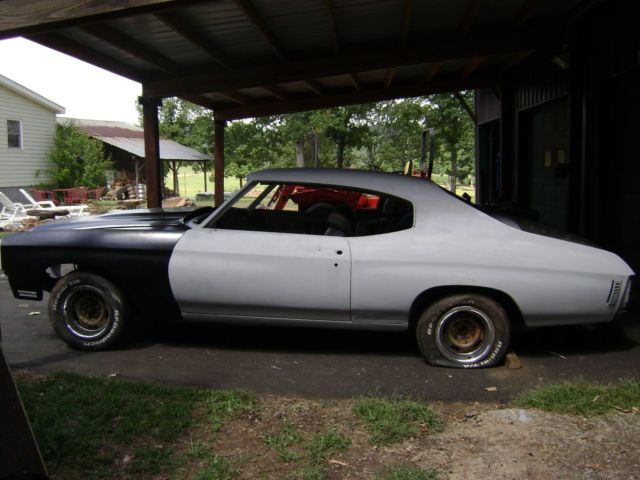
[385,68,397,88]
[261,85,289,101]
[514,0,539,29]
[218,90,253,105]
[400,0,412,47]
[233,0,286,61]
[424,61,443,82]
[462,56,487,77]
[384,0,412,89]
[214,73,500,121]
[458,0,484,36]
[453,91,477,125]
[0,0,213,40]
[349,74,361,91]
[305,79,324,96]
[324,0,340,54]
[181,94,224,110]
[144,29,566,97]
[503,50,534,71]
[154,11,230,68]
[82,23,181,75]
[28,32,146,82]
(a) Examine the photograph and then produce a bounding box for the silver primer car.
[0,168,634,368]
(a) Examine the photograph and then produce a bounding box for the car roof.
[249,168,440,202]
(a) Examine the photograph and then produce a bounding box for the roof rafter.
[514,0,540,28]
[384,0,412,88]
[261,85,289,101]
[28,32,146,82]
[458,0,484,36]
[81,23,181,74]
[349,73,361,91]
[424,61,443,82]
[218,90,252,105]
[503,50,534,71]
[324,0,340,54]
[154,10,230,67]
[233,0,286,61]
[305,79,324,96]
[462,55,487,77]
[145,29,565,98]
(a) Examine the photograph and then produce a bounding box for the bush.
[44,122,112,188]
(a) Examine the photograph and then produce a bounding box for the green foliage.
[353,398,444,445]
[46,123,112,188]
[378,465,440,480]
[514,379,640,417]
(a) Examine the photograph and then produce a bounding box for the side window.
[7,120,22,148]
[210,181,413,237]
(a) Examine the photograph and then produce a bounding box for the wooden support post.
[140,96,163,208]
[214,119,226,206]
[202,161,208,192]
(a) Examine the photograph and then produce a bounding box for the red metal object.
[271,185,379,212]
[88,187,105,200]
[30,188,58,205]
[53,187,88,205]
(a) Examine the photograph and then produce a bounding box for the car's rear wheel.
[416,293,510,368]
[49,272,128,351]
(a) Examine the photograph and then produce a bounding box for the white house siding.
[0,83,57,187]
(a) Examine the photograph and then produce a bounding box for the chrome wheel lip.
[434,305,495,364]
[62,286,111,339]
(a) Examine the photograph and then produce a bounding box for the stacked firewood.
[103,171,141,200]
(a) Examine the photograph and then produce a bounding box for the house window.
[7,120,22,148]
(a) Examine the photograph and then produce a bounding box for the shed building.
[60,118,211,196]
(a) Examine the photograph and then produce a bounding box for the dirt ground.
[177,397,640,480]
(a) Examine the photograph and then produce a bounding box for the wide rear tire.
[416,293,510,368]
[49,272,129,351]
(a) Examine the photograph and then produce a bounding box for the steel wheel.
[434,305,496,365]
[416,293,510,368]
[63,286,112,339]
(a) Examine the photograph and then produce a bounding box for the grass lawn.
[15,371,444,480]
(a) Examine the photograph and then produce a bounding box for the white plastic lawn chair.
[19,189,88,216]
[0,191,32,228]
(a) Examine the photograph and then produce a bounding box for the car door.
[168,227,351,323]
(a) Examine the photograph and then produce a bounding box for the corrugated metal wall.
[476,89,500,125]
[514,60,569,111]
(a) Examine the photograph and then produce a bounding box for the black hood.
[30,207,214,232]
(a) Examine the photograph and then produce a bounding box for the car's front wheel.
[49,272,128,350]
[416,293,510,368]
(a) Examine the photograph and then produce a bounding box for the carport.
[0,0,601,209]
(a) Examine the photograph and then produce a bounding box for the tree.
[425,92,475,193]
[45,123,112,188]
